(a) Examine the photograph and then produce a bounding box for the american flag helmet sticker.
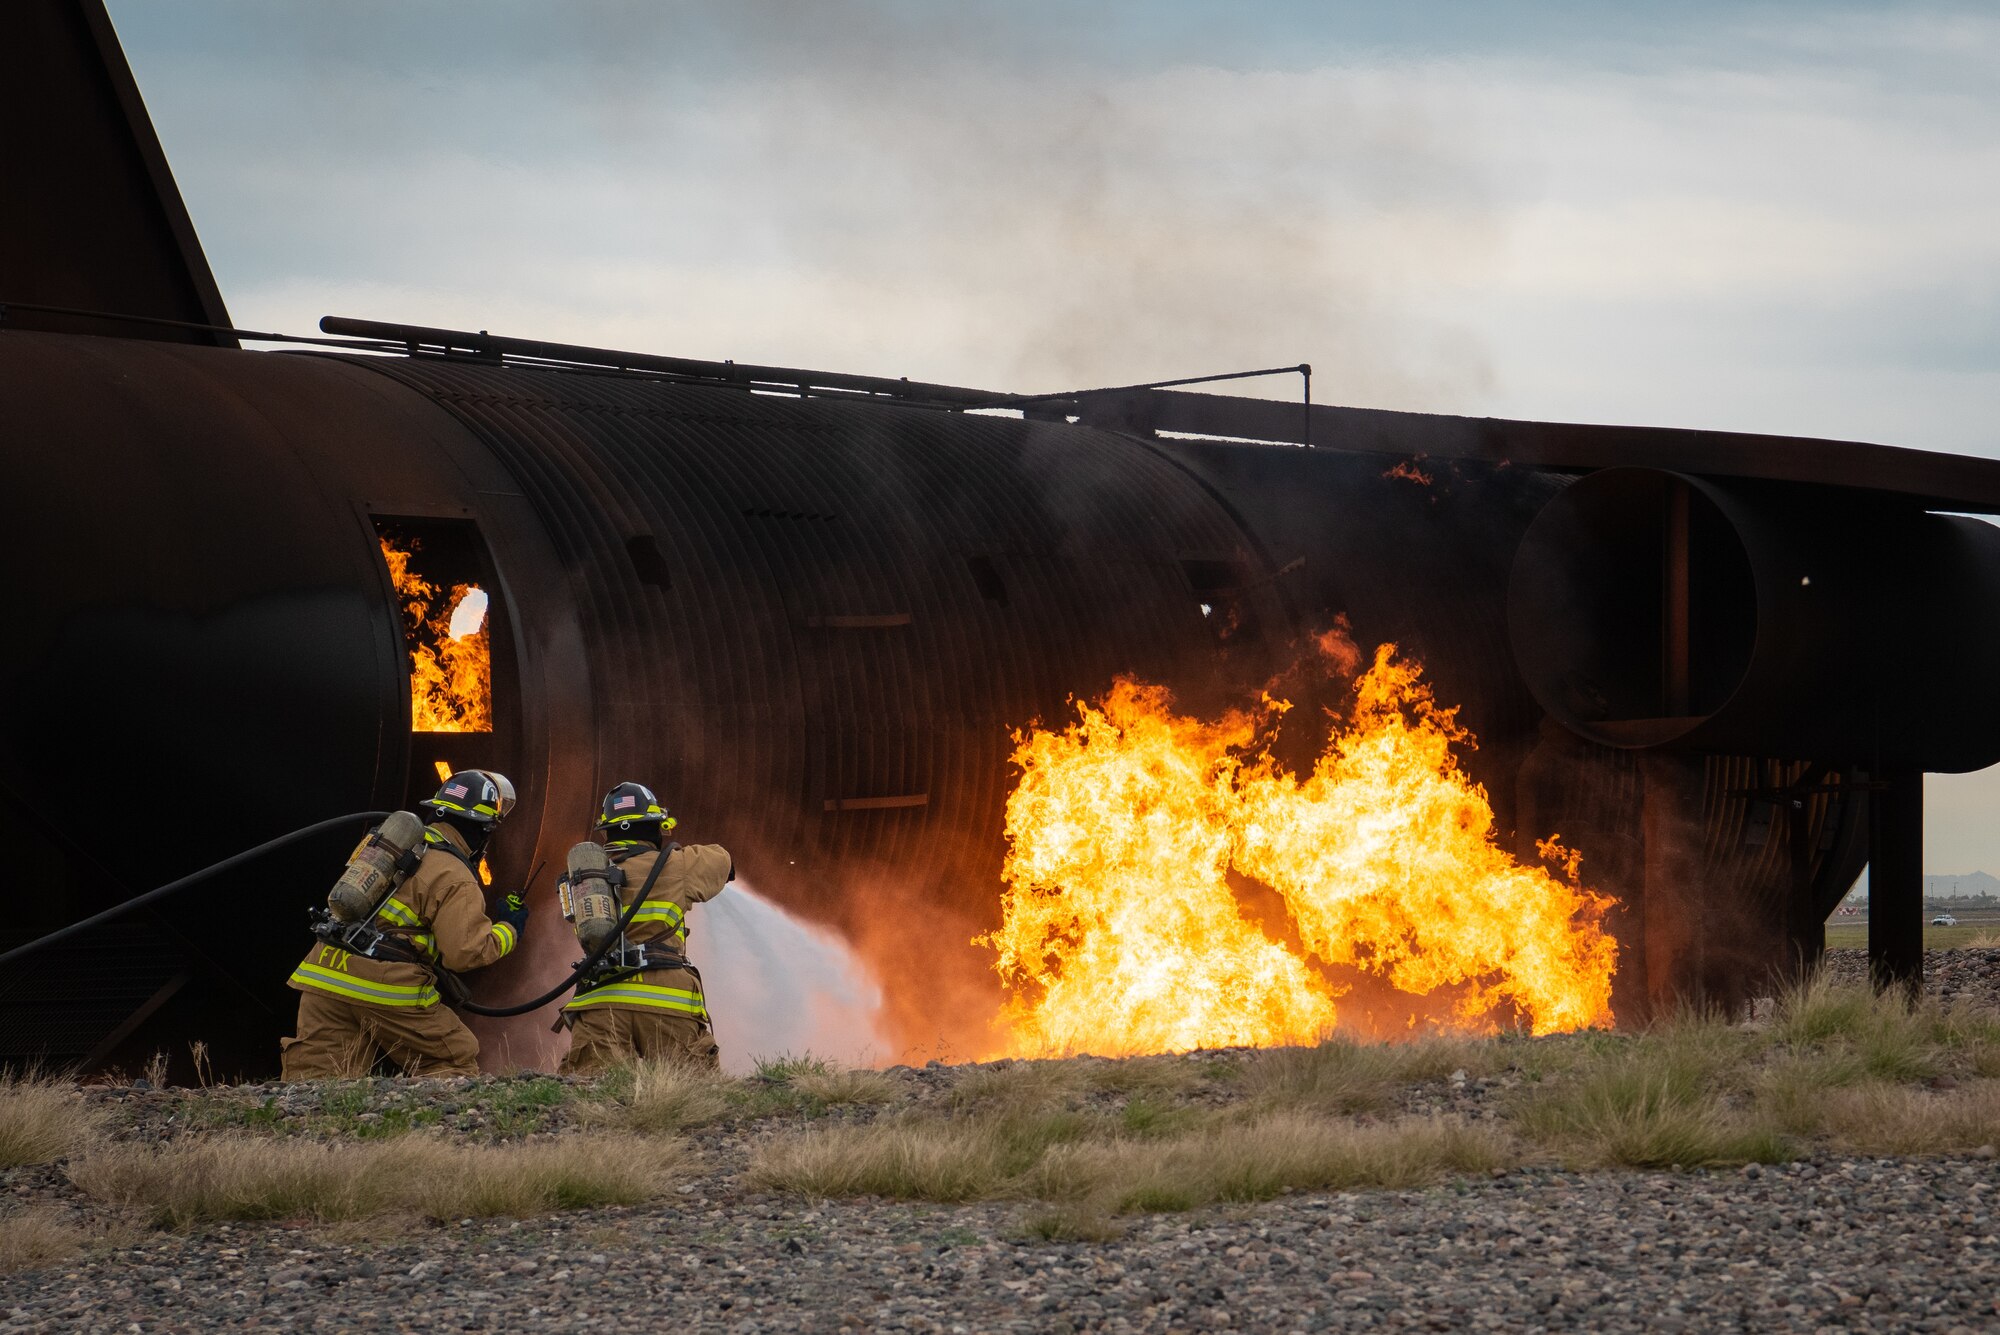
[444,782,469,798]
[614,794,637,810]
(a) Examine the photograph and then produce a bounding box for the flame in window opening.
[379,536,492,733]
[980,642,1618,1057]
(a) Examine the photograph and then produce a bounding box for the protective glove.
[497,893,530,934]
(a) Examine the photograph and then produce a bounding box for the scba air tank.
[326,810,426,923]
[561,841,623,954]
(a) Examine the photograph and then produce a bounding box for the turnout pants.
[280,988,480,1079]
[558,1007,719,1075]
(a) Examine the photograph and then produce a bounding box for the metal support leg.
[1867,769,1923,995]
[1783,796,1824,985]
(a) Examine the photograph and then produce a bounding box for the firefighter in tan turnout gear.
[280,770,529,1079]
[557,782,733,1073]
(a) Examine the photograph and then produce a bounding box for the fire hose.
[0,811,393,970]
[0,813,666,1019]
[443,850,666,1017]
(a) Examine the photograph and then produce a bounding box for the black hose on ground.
[0,811,392,969]
[448,844,673,1018]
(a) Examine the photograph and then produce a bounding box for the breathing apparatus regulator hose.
[0,811,393,970]
[446,847,669,1018]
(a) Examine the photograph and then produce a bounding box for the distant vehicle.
[1932,914,1958,926]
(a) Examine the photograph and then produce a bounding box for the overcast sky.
[109,2,2000,872]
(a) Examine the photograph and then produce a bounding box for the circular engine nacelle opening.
[1509,468,1757,750]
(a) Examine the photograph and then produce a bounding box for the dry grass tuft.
[1773,978,1878,1046]
[948,1061,1087,1112]
[1241,1039,1403,1114]
[1238,1031,1506,1112]
[753,1053,838,1081]
[596,1059,734,1133]
[791,1068,899,1107]
[1389,1035,1511,1084]
[1764,974,2000,1085]
[1078,1056,1213,1099]
[750,1107,1092,1202]
[1033,1113,1510,1212]
[1117,1095,1206,1139]
[1771,974,1955,1074]
[0,1073,102,1168]
[1751,1053,1870,1136]
[1513,1046,1786,1169]
[1926,1003,2000,1071]
[0,1209,92,1274]
[69,1133,681,1227]
[1820,1081,2000,1157]
[1854,1023,1942,1083]
[73,1140,349,1227]
[751,1095,1508,1214]
[750,1120,1008,1202]
[1645,1002,1765,1072]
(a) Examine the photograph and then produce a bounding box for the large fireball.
[981,643,1617,1056]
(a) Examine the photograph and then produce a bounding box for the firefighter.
[557,781,733,1073]
[280,770,529,1079]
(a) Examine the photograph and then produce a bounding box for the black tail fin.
[0,1,233,345]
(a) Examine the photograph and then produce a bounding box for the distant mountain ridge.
[1925,871,2000,898]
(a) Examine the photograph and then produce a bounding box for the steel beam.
[1867,769,1924,994]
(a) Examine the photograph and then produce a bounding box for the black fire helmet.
[422,769,516,827]
[595,780,678,835]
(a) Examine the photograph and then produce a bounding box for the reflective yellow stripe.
[376,897,420,927]
[372,899,437,960]
[565,981,706,1015]
[629,901,685,931]
[288,962,439,1008]
[491,921,517,954]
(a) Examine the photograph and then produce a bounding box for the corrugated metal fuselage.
[0,332,1879,1069]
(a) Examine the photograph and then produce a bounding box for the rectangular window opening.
[374,517,495,734]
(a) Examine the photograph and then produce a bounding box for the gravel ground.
[6,952,1999,1332]
[1822,948,2000,1008]
[5,1155,1996,1333]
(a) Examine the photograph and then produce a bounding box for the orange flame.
[379,536,492,733]
[981,643,1616,1056]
